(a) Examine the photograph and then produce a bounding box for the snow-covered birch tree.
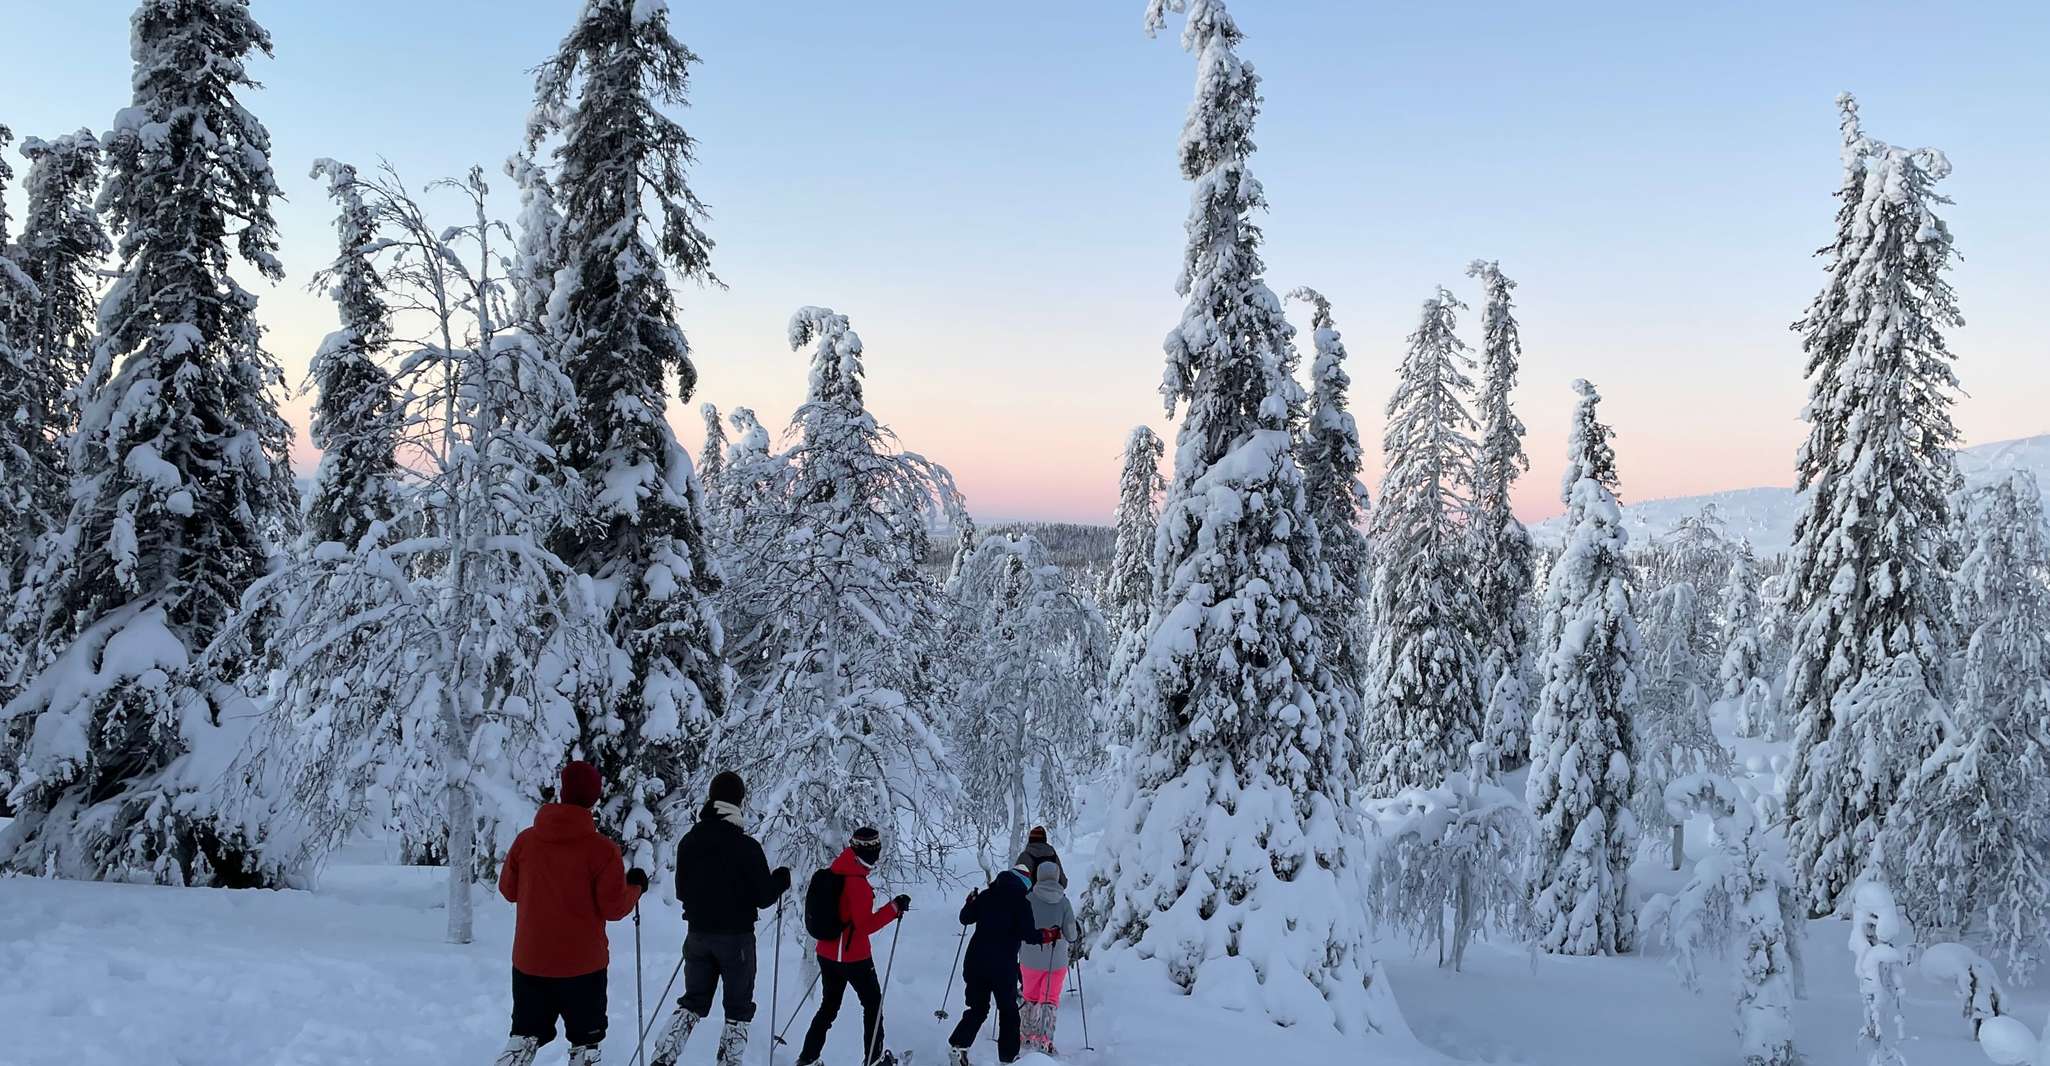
[1083,0,1392,1035]
[1526,379,1640,955]
[1365,289,1484,795]
[528,0,727,872]
[1637,581,1734,868]
[0,0,299,885]
[1467,260,1535,771]
[1782,94,1962,917]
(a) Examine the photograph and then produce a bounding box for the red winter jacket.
[814,847,900,963]
[499,804,643,978]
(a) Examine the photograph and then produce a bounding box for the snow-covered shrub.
[1365,753,1533,971]
[1642,773,1804,1066]
[1920,942,2009,1039]
[1849,880,1913,1066]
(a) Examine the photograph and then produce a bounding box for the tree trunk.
[1671,821,1685,871]
[446,768,475,944]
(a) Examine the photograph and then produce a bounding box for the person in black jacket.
[945,864,1054,1066]
[650,772,793,1066]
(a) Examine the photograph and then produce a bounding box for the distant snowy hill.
[1532,433,2050,552]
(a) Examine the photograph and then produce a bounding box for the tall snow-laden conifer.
[1883,473,2050,972]
[1289,287,1371,716]
[528,0,726,869]
[1526,380,1640,955]
[0,0,297,885]
[302,160,400,548]
[1720,545,1776,739]
[1084,1,1396,1035]
[0,123,49,624]
[502,152,564,338]
[696,401,727,502]
[719,307,960,885]
[17,131,112,434]
[1101,424,1165,743]
[1466,260,1535,771]
[1365,289,1484,794]
[1781,94,1962,917]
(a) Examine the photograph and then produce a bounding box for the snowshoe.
[493,1036,540,1066]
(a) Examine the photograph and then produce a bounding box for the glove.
[773,866,793,893]
[966,889,980,905]
[626,867,650,890]
[893,894,913,913]
[1040,927,1061,945]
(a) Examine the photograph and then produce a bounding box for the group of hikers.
[492,763,1081,1066]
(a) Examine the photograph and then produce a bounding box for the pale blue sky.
[4,1,2045,522]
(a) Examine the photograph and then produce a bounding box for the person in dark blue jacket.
[945,863,1054,1066]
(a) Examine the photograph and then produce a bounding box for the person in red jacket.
[493,761,647,1066]
[795,827,912,1066]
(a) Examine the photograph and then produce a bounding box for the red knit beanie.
[561,761,602,808]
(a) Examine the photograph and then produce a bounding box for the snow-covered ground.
[3,814,2036,1066]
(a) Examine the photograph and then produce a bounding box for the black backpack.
[804,868,849,942]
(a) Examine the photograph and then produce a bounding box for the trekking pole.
[935,924,967,1020]
[773,969,822,1047]
[868,919,904,1066]
[635,954,687,1049]
[633,903,648,1066]
[768,899,784,1066]
[1074,956,1094,1051]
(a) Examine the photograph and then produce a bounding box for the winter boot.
[715,1019,750,1066]
[648,1005,704,1066]
[492,1036,540,1066]
[947,1048,971,1066]
[568,1044,602,1066]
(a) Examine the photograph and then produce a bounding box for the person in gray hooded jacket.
[1016,861,1079,1054]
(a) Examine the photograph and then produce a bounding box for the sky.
[3,0,2046,524]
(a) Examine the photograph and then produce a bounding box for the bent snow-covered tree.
[1366,288,1485,795]
[1526,379,1641,955]
[528,0,728,872]
[1782,94,1962,917]
[946,532,1110,865]
[1084,0,1394,1035]
[0,0,298,886]
[1466,260,1536,771]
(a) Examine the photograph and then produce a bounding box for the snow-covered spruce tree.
[0,124,42,712]
[1085,1,1392,1033]
[211,166,600,939]
[1642,774,1805,1066]
[1289,287,1372,719]
[4,131,113,616]
[1364,751,1534,972]
[1882,473,2050,972]
[1526,379,1641,955]
[1466,260,1536,772]
[718,308,960,886]
[1365,289,1485,795]
[501,151,564,339]
[1101,424,1165,745]
[0,0,298,885]
[1720,545,1777,739]
[1782,94,1963,917]
[528,0,726,871]
[946,532,1110,865]
[1636,580,1734,868]
[696,401,727,503]
[302,160,401,549]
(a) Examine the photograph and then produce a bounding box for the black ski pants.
[798,957,885,1064]
[947,968,1021,1063]
[679,930,759,1022]
[509,967,608,1048]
